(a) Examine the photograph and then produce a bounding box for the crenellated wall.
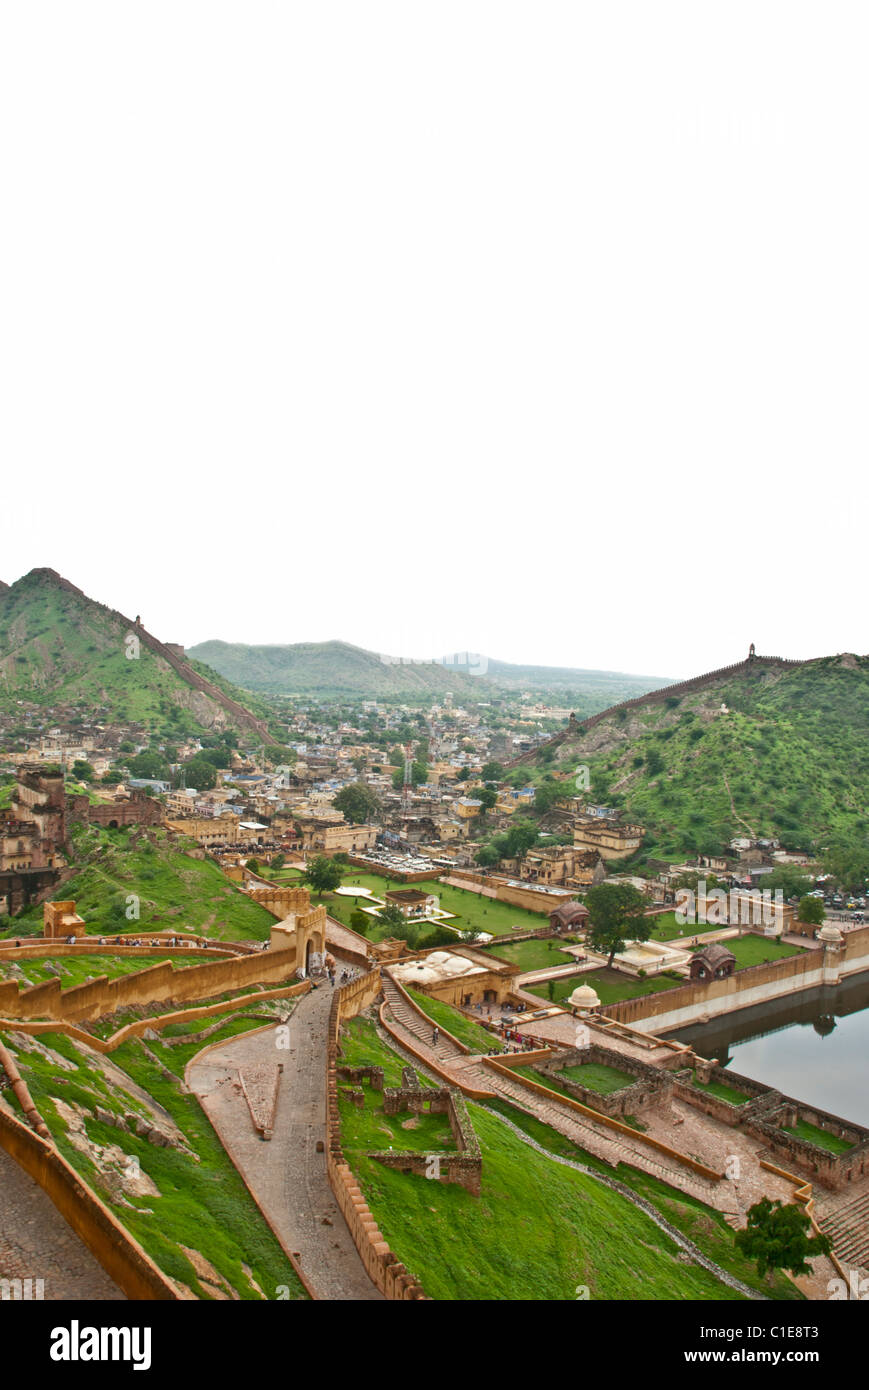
[325,970,428,1300]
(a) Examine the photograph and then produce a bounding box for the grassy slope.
[482,1097,802,1300]
[546,656,869,857]
[1,1020,307,1299]
[405,987,501,1053]
[2,825,275,942]
[337,1020,753,1300]
[0,569,270,736]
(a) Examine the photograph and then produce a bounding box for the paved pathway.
[188,985,382,1301]
[0,1145,124,1300]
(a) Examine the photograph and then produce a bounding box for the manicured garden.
[320,871,547,944]
[482,937,578,972]
[717,935,804,969]
[528,968,683,1007]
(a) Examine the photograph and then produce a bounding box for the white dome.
[567,983,601,1010]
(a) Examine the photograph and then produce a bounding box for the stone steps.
[819,1190,869,1267]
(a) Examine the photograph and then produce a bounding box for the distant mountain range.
[187,638,673,709]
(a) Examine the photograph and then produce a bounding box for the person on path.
[432,1026,439,1046]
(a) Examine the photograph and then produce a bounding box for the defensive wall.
[325,969,427,1299]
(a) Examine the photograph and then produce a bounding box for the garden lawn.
[559,1061,635,1093]
[692,1075,752,1106]
[721,935,804,969]
[321,871,547,943]
[783,1119,853,1154]
[529,968,682,1006]
[482,938,578,971]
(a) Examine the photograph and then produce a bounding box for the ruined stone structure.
[534,1044,674,1119]
[676,1064,869,1191]
[369,1068,482,1195]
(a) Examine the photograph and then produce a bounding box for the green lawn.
[718,935,804,969]
[692,1075,752,1106]
[645,911,690,942]
[1,1018,308,1299]
[559,1061,635,1094]
[322,871,547,944]
[2,825,275,943]
[405,988,502,1054]
[528,968,682,1006]
[482,938,577,972]
[783,1119,854,1154]
[337,1021,757,1300]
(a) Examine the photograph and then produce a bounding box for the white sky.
[2,3,867,681]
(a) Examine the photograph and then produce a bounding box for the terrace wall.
[600,929,869,1032]
[0,946,301,1022]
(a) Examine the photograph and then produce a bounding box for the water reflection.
[669,970,869,1126]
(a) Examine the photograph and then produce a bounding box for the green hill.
[187,638,491,699]
[189,637,671,710]
[529,653,869,860]
[3,823,276,941]
[0,569,272,739]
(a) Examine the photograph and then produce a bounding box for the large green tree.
[585,882,649,967]
[735,1198,831,1279]
[303,855,343,895]
[333,782,382,825]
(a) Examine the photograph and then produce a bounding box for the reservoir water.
[670,970,869,1127]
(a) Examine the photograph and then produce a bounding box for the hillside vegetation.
[0,569,272,737]
[2,825,275,942]
[530,654,869,860]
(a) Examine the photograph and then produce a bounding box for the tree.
[419,924,457,949]
[127,751,171,781]
[455,768,471,783]
[762,866,813,899]
[481,761,504,782]
[333,782,382,825]
[475,787,497,811]
[379,904,408,933]
[303,855,343,895]
[199,747,231,769]
[183,756,218,791]
[735,1198,831,1279]
[798,895,825,926]
[71,760,95,783]
[822,843,869,895]
[474,843,501,868]
[349,909,370,937]
[533,781,562,815]
[391,761,428,790]
[585,882,649,967]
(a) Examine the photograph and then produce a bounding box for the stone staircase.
[818,1190,869,1272]
[381,975,475,1070]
